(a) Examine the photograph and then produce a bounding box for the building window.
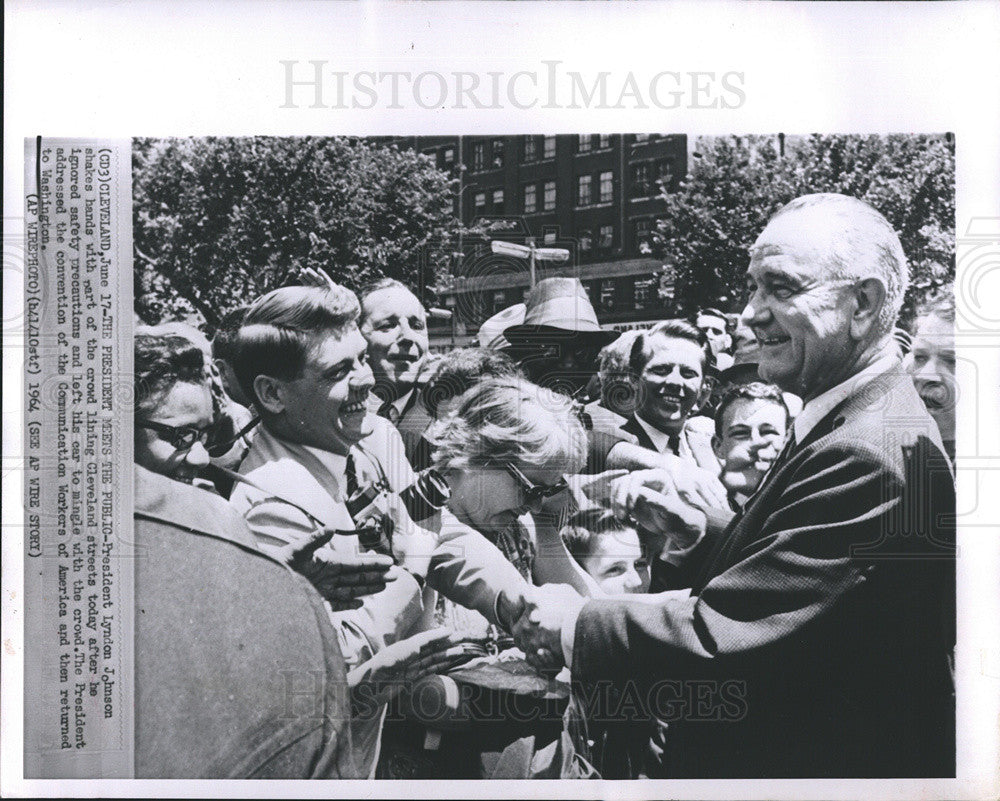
[523,183,537,214]
[474,192,487,215]
[472,142,487,171]
[578,229,592,252]
[599,171,614,203]
[443,147,455,165]
[600,279,617,312]
[634,277,657,310]
[577,134,592,154]
[523,136,537,162]
[598,134,611,150]
[492,189,504,212]
[543,135,556,160]
[655,159,674,191]
[634,133,650,143]
[543,180,556,211]
[543,230,557,245]
[577,174,592,206]
[631,162,652,197]
[492,138,505,168]
[599,224,614,249]
[634,218,653,253]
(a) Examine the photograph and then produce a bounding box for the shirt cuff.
[560,602,584,668]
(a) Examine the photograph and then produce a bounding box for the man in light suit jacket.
[513,193,956,778]
[228,284,530,653]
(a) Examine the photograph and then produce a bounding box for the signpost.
[490,237,570,287]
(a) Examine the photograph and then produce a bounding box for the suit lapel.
[623,415,658,453]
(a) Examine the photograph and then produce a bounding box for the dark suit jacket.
[134,466,360,778]
[572,371,956,778]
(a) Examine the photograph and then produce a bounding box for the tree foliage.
[654,134,955,325]
[132,137,467,330]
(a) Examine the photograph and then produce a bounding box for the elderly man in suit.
[513,193,956,778]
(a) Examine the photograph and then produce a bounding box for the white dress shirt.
[633,413,679,455]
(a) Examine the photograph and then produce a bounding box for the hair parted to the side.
[629,318,712,375]
[134,333,208,415]
[761,193,910,336]
[560,506,637,565]
[714,380,790,438]
[426,376,587,476]
[211,305,251,362]
[421,348,523,418]
[232,284,360,405]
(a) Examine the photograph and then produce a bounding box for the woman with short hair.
[134,333,216,486]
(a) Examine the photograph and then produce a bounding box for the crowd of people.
[132,192,956,779]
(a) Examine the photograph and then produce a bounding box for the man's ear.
[711,433,725,462]
[253,374,287,415]
[850,278,886,340]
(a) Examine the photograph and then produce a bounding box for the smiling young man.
[710,381,790,508]
[511,194,956,778]
[621,319,716,466]
[227,283,535,775]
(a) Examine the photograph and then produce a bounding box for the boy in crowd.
[711,382,791,509]
[561,507,650,596]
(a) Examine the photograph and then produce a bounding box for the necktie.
[344,451,360,499]
[377,400,401,425]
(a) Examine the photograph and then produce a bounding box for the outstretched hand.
[609,470,708,556]
[348,627,467,713]
[277,527,395,611]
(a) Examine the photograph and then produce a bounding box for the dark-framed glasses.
[136,419,214,450]
[502,461,568,503]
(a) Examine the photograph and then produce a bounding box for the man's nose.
[623,567,642,591]
[352,361,376,389]
[913,358,942,381]
[740,292,768,327]
[186,441,211,468]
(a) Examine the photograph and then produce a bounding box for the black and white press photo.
[121,132,958,779]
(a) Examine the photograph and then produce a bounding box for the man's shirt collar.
[302,445,348,499]
[793,346,901,444]
[634,413,680,455]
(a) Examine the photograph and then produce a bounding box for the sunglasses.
[136,419,214,450]
[502,461,568,504]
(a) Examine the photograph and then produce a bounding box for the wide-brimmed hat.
[503,277,619,348]
[478,303,526,350]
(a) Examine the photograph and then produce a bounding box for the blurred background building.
[385,134,688,349]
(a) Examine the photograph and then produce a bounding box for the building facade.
[386,134,688,349]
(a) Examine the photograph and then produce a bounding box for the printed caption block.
[23,139,135,779]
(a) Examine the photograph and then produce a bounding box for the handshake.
[498,583,587,674]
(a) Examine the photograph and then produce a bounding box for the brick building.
[385,134,688,349]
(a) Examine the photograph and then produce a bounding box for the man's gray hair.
[766,193,910,336]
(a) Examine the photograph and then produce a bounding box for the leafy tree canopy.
[654,134,955,326]
[133,136,467,331]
